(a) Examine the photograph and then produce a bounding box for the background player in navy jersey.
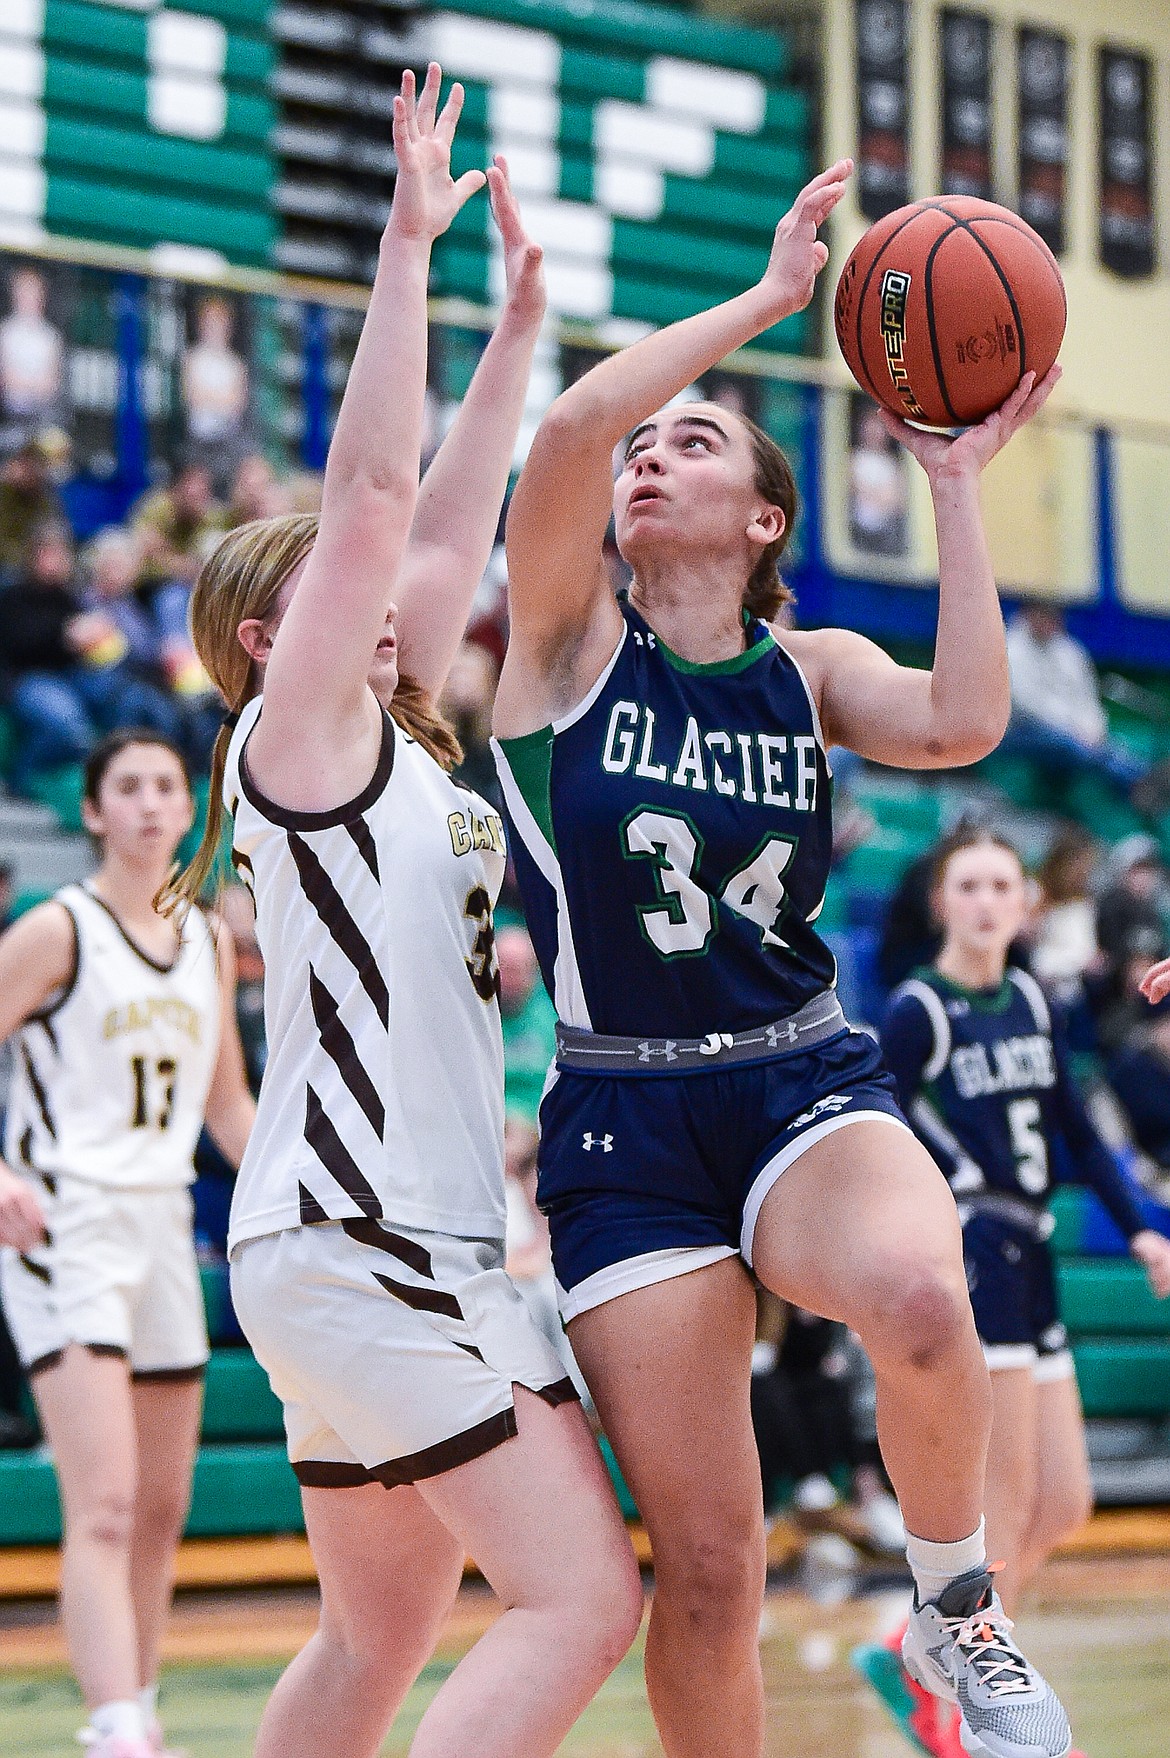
[494,151,1070,1758]
[858,826,1170,1758]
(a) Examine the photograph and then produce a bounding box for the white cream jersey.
[224,697,508,1255]
[3,885,221,1190]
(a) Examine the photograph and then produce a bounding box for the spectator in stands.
[1107,997,1170,1173]
[1096,834,1168,967]
[498,923,558,1126]
[0,436,65,582]
[0,522,179,794]
[132,461,226,599]
[1028,825,1101,993]
[1003,602,1145,791]
[226,454,292,529]
[440,636,502,806]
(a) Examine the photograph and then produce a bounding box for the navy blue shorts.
[963,1216,1072,1378]
[536,1026,909,1319]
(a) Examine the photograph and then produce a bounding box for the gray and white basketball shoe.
[902,1566,1072,1758]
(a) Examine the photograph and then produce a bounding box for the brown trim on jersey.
[238,708,396,831]
[25,899,80,1031]
[294,1406,518,1490]
[82,886,184,975]
[18,1253,50,1285]
[131,1363,207,1384]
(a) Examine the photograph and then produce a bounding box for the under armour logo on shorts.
[789,1093,853,1130]
[582,1132,614,1152]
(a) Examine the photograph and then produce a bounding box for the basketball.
[833,196,1066,428]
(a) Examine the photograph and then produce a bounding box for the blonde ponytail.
[158,513,464,913]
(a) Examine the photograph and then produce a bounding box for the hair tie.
[222,709,241,731]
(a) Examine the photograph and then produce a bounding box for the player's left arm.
[797,367,1061,768]
[1049,1010,1170,1297]
[202,927,256,1171]
[393,159,545,698]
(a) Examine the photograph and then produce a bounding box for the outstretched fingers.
[436,77,466,145]
[416,60,442,133]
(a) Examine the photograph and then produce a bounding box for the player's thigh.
[302,1479,466,1662]
[751,1119,968,1336]
[415,1387,640,1622]
[33,1345,139,1529]
[567,1257,765,1588]
[983,1366,1041,1533]
[1032,1370,1092,1537]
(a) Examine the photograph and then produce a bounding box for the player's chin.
[369,651,399,699]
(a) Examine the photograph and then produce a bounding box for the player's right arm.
[248,64,486,809]
[878,988,934,1114]
[0,902,76,1248]
[496,161,852,733]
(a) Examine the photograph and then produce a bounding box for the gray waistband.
[957,1192,1055,1240]
[554,990,847,1075]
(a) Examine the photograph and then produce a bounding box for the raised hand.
[388,63,486,245]
[0,1165,46,1253]
[487,156,546,328]
[881,364,1063,480]
[1140,955,1170,1005]
[1132,1229,1170,1300]
[760,159,853,320]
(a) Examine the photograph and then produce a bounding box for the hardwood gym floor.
[0,1556,1166,1755]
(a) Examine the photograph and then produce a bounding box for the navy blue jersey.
[881,965,1143,1239]
[493,596,836,1038]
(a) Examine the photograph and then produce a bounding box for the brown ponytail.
[740,415,798,623]
[159,513,462,915]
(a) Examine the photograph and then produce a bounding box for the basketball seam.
[848,200,984,412]
[849,206,948,404]
[937,214,1032,387]
[923,222,963,426]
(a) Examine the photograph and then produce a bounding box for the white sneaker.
[76,1733,155,1758]
[902,1566,1071,1758]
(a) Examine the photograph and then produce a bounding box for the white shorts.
[230,1219,577,1487]
[0,1175,209,1379]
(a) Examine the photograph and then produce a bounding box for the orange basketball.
[833,196,1066,428]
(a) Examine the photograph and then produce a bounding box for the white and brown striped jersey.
[3,885,220,1190]
[223,696,508,1255]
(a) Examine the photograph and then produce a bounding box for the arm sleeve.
[1049,1005,1146,1241]
[879,990,935,1114]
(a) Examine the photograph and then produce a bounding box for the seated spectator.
[1096,835,1168,967]
[498,923,557,1127]
[440,636,501,807]
[0,436,65,582]
[1028,825,1101,994]
[1002,602,1145,792]
[0,521,181,793]
[1108,998,1170,1172]
[226,453,292,528]
[132,463,224,698]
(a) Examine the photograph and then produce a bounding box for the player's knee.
[653,1515,765,1643]
[1037,1473,1093,1550]
[568,1550,644,1675]
[136,1481,191,1547]
[71,1484,136,1553]
[868,1258,971,1371]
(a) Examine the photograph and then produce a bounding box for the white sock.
[905,1519,986,1604]
[139,1682,158,1726]
[90,1699,147,1742]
